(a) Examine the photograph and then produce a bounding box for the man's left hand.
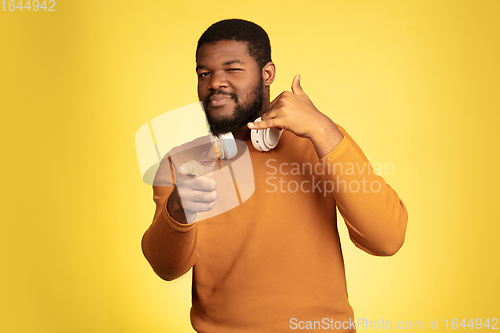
[247,75,344,159]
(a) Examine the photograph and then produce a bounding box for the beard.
[203,78,264,136]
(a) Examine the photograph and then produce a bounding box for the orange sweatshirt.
[142,124,408,333]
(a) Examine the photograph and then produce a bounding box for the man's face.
[196,40,264,136]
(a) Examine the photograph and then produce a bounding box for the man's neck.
[232,125,251,141]
[225,100,270,141]
[232,104,269,141]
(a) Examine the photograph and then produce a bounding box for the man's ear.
[262,61,276,87]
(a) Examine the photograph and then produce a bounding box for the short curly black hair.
[196,19,272,69]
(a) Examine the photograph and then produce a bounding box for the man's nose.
[208,71,229,90]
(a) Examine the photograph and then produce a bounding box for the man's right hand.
[167,142,220,224]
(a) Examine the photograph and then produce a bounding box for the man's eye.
[227,68,242,72]
[198,72,209,78]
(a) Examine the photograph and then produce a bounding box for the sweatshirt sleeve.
[322,124,408,256]
[141,157,199,281]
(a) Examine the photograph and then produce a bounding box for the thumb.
[291,75,303,95]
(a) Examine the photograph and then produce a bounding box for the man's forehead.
[196,40,251,64]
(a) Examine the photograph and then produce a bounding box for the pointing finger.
[179,156,216,177]
[179,160,201,175]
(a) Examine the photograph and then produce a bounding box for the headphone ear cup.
[263,126,282,150]
[219,133,237,159]
[251,117,282,151]
[208,132,225,159]
[208,132,237,159]
[251,127,266,151]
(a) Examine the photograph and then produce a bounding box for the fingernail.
[247,122,256,128]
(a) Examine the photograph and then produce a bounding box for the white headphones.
[208,132,238,159]
[250,117,283,152]
[209,117,283,159]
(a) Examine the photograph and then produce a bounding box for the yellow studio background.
[1,0,498,332]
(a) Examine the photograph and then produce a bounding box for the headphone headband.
[209,117,282,158]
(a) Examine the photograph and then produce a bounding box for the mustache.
[205,90,238,105]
